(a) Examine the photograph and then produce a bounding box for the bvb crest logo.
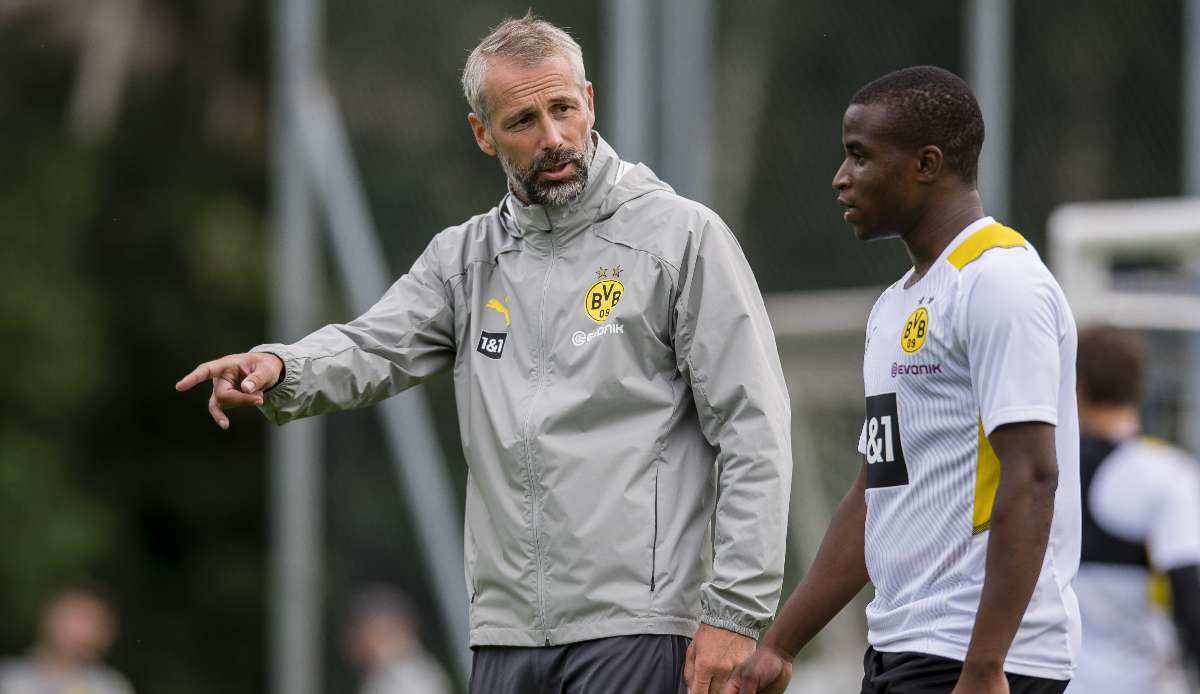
[901,306,929,353]
[585,265,624,323]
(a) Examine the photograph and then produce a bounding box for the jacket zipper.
[520,227,557,644]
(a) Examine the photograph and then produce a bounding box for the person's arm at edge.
[1148,451,1200,675]
[1168,565,1200,672]
[954,421,1058,691]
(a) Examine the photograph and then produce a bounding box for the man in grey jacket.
[177,14,791,694]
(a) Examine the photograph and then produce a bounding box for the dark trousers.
[469,634,689,694]
[861,647,1069,694]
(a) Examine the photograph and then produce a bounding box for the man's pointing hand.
[175,352,283,429]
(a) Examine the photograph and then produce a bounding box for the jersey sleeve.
[1148,452,1200,570]
[961,254,1064,436]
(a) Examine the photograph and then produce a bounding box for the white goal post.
[1049,197,1200,332]
[1048,195,1200,455]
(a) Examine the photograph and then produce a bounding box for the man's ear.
[914,145,944,183]
[468,113,496,156]
[585,81,596,129]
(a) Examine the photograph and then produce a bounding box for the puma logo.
[485,298,511,325]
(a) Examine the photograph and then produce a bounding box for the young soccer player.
[725,66,1080,694]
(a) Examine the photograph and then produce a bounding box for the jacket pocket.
[650,465,660,592]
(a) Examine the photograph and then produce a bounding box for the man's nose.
[539,117,565,151]
[832,161,850,191]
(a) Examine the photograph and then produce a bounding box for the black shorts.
[469,634,688,694]
[861,647,1069,694]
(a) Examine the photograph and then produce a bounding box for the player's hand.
[684,624,757,694]
[950,666,1009,694]
[175,352,283,429]
[719,644,792,694]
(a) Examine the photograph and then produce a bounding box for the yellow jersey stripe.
[973,419,1001,535]
[1149,570,1172,610]
[948,223,1027,270]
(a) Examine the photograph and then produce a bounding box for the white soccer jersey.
[1068,437,1200,694]
[857,216,1081,680]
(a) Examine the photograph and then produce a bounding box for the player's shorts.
[861,647,1069,694]
[468,634,688,694]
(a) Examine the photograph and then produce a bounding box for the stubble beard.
[500,136,595,208]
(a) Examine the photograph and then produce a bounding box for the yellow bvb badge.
[901,306,930,353]
[584,265,624,323]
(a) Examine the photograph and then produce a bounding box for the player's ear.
[914,145,943,183]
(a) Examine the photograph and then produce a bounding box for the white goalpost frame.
[1048,196,1200,455]
[1049,197,1200,332]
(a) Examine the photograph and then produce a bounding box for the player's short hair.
[850,66,985,185]
[462,12,587,125]
[1077,324,1149,405]
[345,584,415,629]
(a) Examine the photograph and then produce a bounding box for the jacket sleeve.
[673,214,793,639]
[253,236,456,425]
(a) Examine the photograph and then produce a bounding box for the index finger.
[176,359,224,392]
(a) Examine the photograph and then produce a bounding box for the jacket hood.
[501,131,673,238]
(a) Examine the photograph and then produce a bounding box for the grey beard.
[501,137,594,208]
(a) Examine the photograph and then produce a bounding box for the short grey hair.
[462,12,587,125]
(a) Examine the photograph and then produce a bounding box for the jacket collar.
[501,132,623,241]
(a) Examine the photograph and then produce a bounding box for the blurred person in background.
[0,582,134,694]
[344,585,453,694]
[1065,325,1200,694]
[177,11,791,694]
[729,66,1080,694]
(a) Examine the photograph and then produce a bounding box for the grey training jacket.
[256,133,792,646]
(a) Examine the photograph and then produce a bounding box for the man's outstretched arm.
[723,464,869,694]
[176,235,456,428]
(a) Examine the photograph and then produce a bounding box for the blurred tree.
[0,2,270,693]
